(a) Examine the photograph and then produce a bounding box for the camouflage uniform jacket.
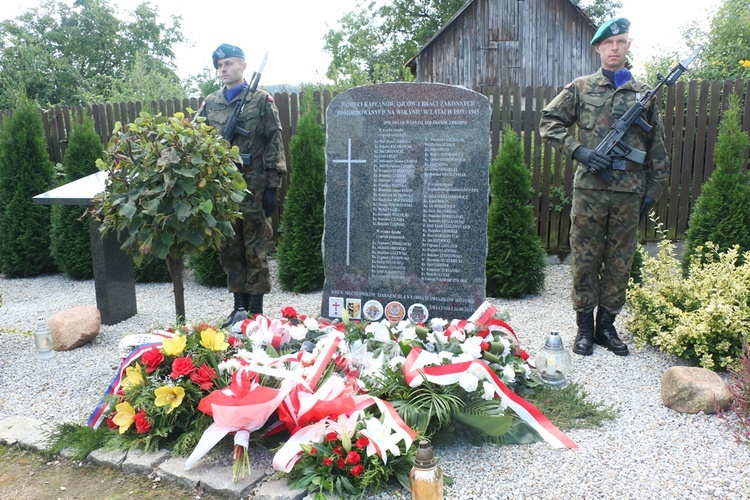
[539,69,669,201]
[203,87,287,192]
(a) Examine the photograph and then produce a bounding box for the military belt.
[611,159,644,172]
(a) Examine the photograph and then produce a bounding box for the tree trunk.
[166,254,186,323]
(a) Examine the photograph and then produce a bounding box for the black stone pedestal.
[90,220,137,325]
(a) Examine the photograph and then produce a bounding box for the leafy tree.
[486,127,546,298]
[0,94,56,277]
[277,91,326,292]
[92,111,247,321]
[641,0,750,82]
[682,95,750,270]
[324,0,465,87]
[571,0,622,26]
[50,113,102,279]
[0,0,185,107]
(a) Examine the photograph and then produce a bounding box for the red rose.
[105,413,118,429]
[171,356,195,379]
[227,336,243,347]
[281,306,298,319]
[133,410,151,434]
[141,347,164,374]
[326,432,338,442]
[189,363,217,390]
[517,349,530,361]
[333,445,344,456]
[346,451,361,465]
[355,437,369,449]
[323,456,334,467]
[350,464,365,477]
[337,457,345,469]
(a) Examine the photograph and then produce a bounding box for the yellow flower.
[162,334,187,356]
[112,401,135,434]
[121,364,144,389]
[200,328,229,351]
[154,385,186,414]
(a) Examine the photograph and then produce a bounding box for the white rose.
[482,380,495,400]
[458,372,479,392]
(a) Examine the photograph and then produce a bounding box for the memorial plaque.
[321,83,491,320]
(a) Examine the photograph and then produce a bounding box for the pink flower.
[189,363,217,390]
[140,347,164,374]
[171,356,195,379]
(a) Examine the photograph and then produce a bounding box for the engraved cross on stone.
[331,137,366,265]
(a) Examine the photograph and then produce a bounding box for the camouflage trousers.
[220,194,273,295]
[569,188,641,314]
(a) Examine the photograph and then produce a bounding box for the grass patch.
[525,381,619,431]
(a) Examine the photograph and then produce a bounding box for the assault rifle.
[221,51,269,142]
[593,47,700,183]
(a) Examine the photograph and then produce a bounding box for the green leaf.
[454,412,513,437]
[174,200,192,221]
[119,201,137,219]
[199,199,213,213]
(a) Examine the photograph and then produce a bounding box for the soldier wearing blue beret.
[539,19,670,357]
[202,43,287,325]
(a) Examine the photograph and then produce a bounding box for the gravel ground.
[1,260,748,499]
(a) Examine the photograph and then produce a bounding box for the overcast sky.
[3,0,722,85]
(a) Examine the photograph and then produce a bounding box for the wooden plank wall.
[412,0,600,91]
[2,81,748,251]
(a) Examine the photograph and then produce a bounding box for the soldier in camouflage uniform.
[202,43,287,325]
[538,18,669,356]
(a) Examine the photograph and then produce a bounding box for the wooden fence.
[5,79,749,252]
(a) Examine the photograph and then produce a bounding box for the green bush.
[486,126,546,298]
[134,258,173,283]
[188,247,226,287]
[277,91,325,292]
[626,239,750,370]
[682,95,750,270]
[50,114,102,280]
[0,95,56,277]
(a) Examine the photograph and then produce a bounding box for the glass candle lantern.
[534,331,571,388]
[34,320,54,360]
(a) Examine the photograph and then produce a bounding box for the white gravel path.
[1,260,748,498]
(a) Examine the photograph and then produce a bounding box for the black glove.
[573,146,612,174]
[262,188,277,217]
[639,196,654,223]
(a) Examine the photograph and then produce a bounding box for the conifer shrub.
[486,126,546,298]
[626,239,750,370]
[682,95,750,270]
[188,247,226,287]
[50,114,102,280]
[0,95,56,277]
[277,92,325,292]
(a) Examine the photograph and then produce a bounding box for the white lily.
[360,417,403,464]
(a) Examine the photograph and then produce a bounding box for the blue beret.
[212,43,245,68]
[590,17,630,45]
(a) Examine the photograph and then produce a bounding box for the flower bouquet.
[85,301,574,497]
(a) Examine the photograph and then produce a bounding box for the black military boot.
[594,307,630,356]
[573,311,595,356]
[221,293,248,328]
[247,293,264,316]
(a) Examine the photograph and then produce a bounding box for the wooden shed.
[406,0,601,91]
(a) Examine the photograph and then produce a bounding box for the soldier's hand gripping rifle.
[221,51,269,142]
[592,47,700,183]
